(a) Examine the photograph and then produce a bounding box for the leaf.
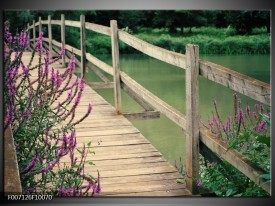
[87,141,92,147]
[76,148,83,154]
[259,173,270,180]
[89,150,95,154]
[88,162,95,166]
[73,165,79,169]
[225,189,233,196]
[256,136,270,147]
[176,178,185,184]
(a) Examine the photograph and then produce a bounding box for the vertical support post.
[27,23,30,50]
[80,15,86,78]
[48,15,53,58]
[38,16,42,34]
[32,20,36,48]
[185,44,200,194]
[110,20,122,114]
[61,14,66,66]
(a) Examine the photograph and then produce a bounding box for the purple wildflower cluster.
[4,21,99,196]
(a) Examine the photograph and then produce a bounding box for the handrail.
[26,16,271,194]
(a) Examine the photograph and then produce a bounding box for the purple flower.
[44,129,49,136]
[246,105,250,113]
[197,182,203,187]
[225,116,231,133]
[21,155,39,173]
[74,94,81,105]
[79,78,85,92]
[260,104,264,113]
[59,46,66,56]
[22,65,29,76]
[67,90,73,99]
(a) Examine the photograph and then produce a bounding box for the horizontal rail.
[199,60,270,105]
[29,19,271,106]
[120,72,187,130]
[118,30,187,69]
[85,22,111,36]
[200,129,270,194]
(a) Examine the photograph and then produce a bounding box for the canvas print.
[3,10,271,197]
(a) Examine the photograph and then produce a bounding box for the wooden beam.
[27,23,30,51]
[118,30,187,69]
[87,62,110,83]
[48,15,53,58]
[120,71,186,130]
[80,15,87,78]
[199,60,270,105]
[51,20,61,25]
[121,82,154,111]
[86,53,113,76]
[200,128,270,194]
[32,20,36,48]
[61,14,66,67]
[185,44,200,194]
[87,82,114,89]
[38,17,42,34]
[111,20,122,114]
[122,111,160,120]
[85,22,111,36]
[65,20,81,28]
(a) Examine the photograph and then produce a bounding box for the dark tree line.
[4,10,270,35]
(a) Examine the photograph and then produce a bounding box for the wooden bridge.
[4,14,271,196]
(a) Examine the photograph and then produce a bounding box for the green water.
[84,54,270,165]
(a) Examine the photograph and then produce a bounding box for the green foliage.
[199,160,269,197]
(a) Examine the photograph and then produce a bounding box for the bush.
[4,22,100,196]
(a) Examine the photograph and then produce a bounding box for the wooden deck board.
[22,52,191,196]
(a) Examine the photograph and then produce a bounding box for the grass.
[55,26,270,55]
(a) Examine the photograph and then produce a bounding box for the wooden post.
[185,44,200,194]
[110,20,122,114]
[32,20,36,48]
[38,16,42,34]
[80,15,87,78]
[61,14,66,66]
[48,15,53,58]
[27,23,30,50]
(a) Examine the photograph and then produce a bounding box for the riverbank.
[65,26,270,55]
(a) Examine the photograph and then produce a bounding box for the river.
[84,54,270,165]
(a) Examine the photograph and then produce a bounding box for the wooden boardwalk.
[23,52,191,196]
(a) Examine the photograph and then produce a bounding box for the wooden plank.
[120,71,186,130]
[200,128,270,194]
[80,15,86,78]
[32,20,36,47]
[87,62,110,83]
[61,14,66,66]
[122,111,160,120]
[48,15,53,58]
[65,20,81,28]
[108,189,191,196]
[97,179,187,195]
[87,82,114,89]
[93,156,167,167]
[85,22,111,36]
[74,127,140,137]
[100,171,180,184]
[118,30,187,69]
[199,60,270,105]
[111,20,122,114]
[185,44,200,194]
[61,151,162,162]
[122,82,154,111]
[38,17,42,34]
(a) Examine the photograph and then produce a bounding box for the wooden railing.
[26,15,271,194]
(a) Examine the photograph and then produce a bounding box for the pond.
[84,54,270,165]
